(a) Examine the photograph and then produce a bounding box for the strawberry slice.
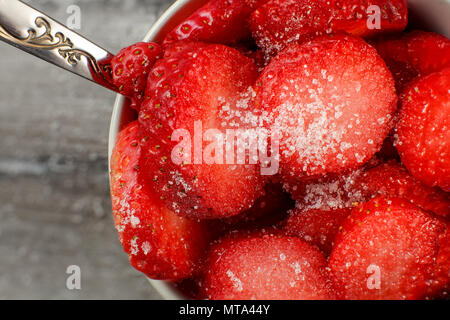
[110,121,212,280]
[284,167,368,212]
[283,207,351,255]
[200,231,336,299]
[249,0,407,56]
[396,68,450,191]
[375,31,450,91]
[329,197,449,300]
[111,42,162,110]
[139,43,264,219]
[407,31,450,76]
[255,34,397,179]
[163,0,259,47]
[357,161,450,218]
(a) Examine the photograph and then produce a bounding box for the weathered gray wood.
[0,0,173,299]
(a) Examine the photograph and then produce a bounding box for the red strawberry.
[249,0,407,56]
[357,161,450,218]
[200,231,336,299]
[329,197,449,300]
[110,121,212,280]
[111,42,162,110]
[139,43,265,219]
[283,167,368,212]
[396,68,450,191]
[283,207,351,255]
[375,31,450,91]
[255,34,397,179]
[163,0,259,47]
[407,31,450,76]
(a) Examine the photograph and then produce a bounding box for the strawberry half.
[283,207,351,256]
[139,42,265,219]
[375,31,450,91]
[111,42,162,110]
[357,161,450,219]
[396,68,450,191]
[110,121,212,280]
[200,231,336,300]
[163,0,259,47]
[255,34,397,179]
[249,0,407,56]
[329,197,449,300]
[283,167,368,212]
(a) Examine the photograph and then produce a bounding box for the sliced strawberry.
[283,207,351,255]
[163,0,259,47]
[111,42,162,110]
[396,68,450,191]
[356,161,450,218]
[407,31,450,76]
[255,34,397,179]
[139,43,264,219]
[200,231,336,299]
[284,167,368,212]
[249,0,407,56]
[110,121,212,280]
[329,197,449,300]
[375,31,450,91]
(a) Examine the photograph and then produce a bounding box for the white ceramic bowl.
[108,0,450,300]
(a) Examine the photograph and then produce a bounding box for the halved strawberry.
[200,231,336,300]
[249,0,407,56]
[139,43,265,219]
[255,34,397,179]
[284,167,368,212]
[110,121,212,280]
[375,31,450,91]
[163,0,259,47]
[329,197,449,300]
[111,42,162,110]
[356,161,450,218]
[396,68,450,191]
[283,207,351,255]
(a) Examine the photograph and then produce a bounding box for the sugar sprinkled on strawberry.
[139,42,265,219]
[357,161,450,218]
[255,34,397,179]
[250,0,408,56]
[200,231,336,299]
[396,68,450,191]
[329,197,449,300]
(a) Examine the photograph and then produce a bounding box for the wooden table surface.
[0,0,173,299]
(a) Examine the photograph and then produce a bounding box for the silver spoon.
[0,0,118,92]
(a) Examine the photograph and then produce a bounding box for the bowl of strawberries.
[108,0,450,300]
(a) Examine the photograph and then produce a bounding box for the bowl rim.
[108,0,450,300]
[108,0,208,300]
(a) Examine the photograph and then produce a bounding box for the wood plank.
[0,0,173,299]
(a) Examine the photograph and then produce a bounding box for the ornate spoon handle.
[0,0,118,92]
